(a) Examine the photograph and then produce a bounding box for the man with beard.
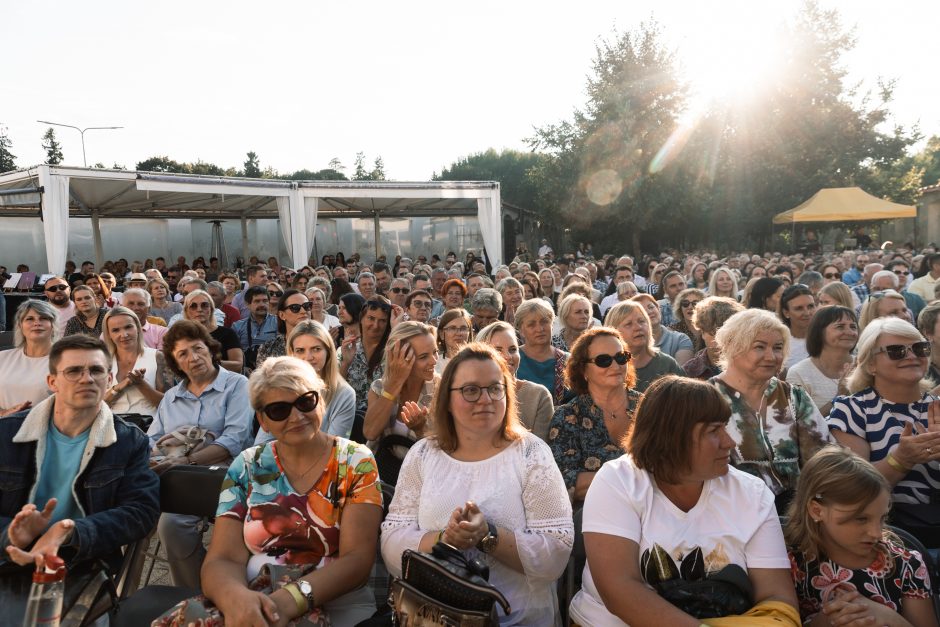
[43,277,75,336]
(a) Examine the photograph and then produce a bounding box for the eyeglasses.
[268,290,283,298]
[823,273,840,279]
[411,301,432,310]
[188,302,212,310]
[44,284,68,292]
[262,391,320,421]
[390,287,409,294]
[873,342,931,360]
[443,325,470,334]
[284,302,313,313]
[58,365,109,382]
[679,300,701,309]
[450,382,506,402]
[584,351,632,368]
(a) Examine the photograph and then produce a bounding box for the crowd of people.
[2,242,940,626]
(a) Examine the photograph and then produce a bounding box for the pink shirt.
[142,321,168,350]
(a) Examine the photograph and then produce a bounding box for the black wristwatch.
[476,521,499,554]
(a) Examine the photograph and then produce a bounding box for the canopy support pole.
[374,211,381,259]
[91,210,104,268]
[241,217,249,268]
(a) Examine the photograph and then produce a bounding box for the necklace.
[278,438,333,481]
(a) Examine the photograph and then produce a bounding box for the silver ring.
[928,447,934,455]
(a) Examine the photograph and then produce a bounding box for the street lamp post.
[36,120,123,167]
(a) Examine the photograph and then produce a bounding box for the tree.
[370,156,386,181]
[136,156,187,173]
[243,151,261,178]
[0,125,16,172]
[353,152,369,180]
[528,21,688,255]
[41,128,63,165]
[911,135,940,188]
[328,157,345,173]
[435,148,545,209]
[285,168,348,181]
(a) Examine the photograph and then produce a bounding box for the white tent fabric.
[276,192,319,269]
[477,194,502,268]
[38,167,70,276]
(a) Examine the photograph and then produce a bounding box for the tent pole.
[241,217,249,268]
[91,210,104,268]
[374,211,381,260]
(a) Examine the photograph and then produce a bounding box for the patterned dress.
[789,539,931,622]
[345,341,385,411]
[548,390,642,495]
[255,334,286,367]
[709,377,831,497]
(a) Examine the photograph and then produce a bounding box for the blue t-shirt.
[517,351,556,394]
[34,423,90,524]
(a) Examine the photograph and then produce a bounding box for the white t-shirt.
[109,347,160,416]
[52,302,76,336]
[0,348,51,410]
[785,336,809,368]
[786,358,839,412]
[569,455,788,627]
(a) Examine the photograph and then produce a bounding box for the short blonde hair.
[714,308,790,370]
[247,355,324,412]
[287,320,339,405]
[818,281,854,309]
[182,289,217,330]
[102,306,144,357]
[858,289,906,332]
[847,317,926,394]
[557,294,592,332]
[514,298,554,330]
[605,300,655,353]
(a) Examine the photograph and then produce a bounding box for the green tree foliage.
[353,152,369,180]
[435,148,545,210]
[136,156,187,172]
[371,156,386,181]
[911,136,940,188]
[0,125,16,172]
[41,128,63,165]
[284,168,348,181]
[244,151,262,178]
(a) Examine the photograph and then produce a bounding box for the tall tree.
[353,152,369,180]
[0,125,16,172]
[41,128,63,165]
[435,148,545,210]
[243,151,261,178]
[370,156,386,181]
[328,157,345,173]
[136,156,187,172]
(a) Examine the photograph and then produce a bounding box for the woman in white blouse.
[101,306,166,416]
[0,300,58,414]
[306,286,340,329]
[786,306,857,414]
[381,342,573,626]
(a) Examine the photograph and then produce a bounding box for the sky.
[3,0,938,181]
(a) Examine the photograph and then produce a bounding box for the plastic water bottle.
[22,555,66,626]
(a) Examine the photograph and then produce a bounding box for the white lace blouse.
[381,432,573,626]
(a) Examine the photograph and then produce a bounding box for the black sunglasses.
[823,273,840,279]
[584,351,632,368]
[874,342,931,361]
[390,287,409,294]
[679,300,700,309]
[262,390,320,421]
[284,302,313,313]
[45,284,68,292]
[268,290,284,298]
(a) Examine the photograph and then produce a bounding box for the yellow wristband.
[283,582,308,616]
[380,389,398,402]
[886,452,912,474]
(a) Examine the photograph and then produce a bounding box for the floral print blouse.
[710,376,831,497]
[346,341,385,412]
[548,390,642,495]
[255,334,286,368]
[217,437,382,575]
[789,538,931,621]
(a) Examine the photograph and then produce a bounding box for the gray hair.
[471,288,503,313]
[206,280,225,294]
[495,277,523,295]
[796,270,824,292]
[869,270,899,290]
[122,287,152,306]
[247,355,324,412]
[13,299,60,349]
[310,276,332,298]
[514,298,555,330]
[358,271,375,282]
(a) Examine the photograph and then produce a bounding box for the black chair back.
[114,413,153,433]
[159,465,228,518]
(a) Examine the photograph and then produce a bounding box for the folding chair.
[887,524,940,618]
[112,464,227,627]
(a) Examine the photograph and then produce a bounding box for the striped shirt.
[828,388,940,505]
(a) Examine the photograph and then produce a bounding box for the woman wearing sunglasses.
[604,300,683,394]
[265,281,284,316]
[174,356,383,626]
[548,327,642,502]
[256,288,311,367]
[183,289,244,373]
[382,343,572,626]
[829,317,940,529]
[669,287,705,352]
[710,308,830,513]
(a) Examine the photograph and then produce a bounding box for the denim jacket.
[0,396,160,572]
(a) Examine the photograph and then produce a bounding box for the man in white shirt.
[600,266,639,316]
[538,239,553,259]
[42,277,76,336]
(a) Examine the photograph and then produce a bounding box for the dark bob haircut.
[625,375,731,484]
[778,284,814,328]
[162,319,222,379]
[565,326,637,396]
[805,306,857,358]
[747,277,784,310]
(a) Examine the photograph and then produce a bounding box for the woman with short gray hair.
[516,298,569,404]
[0,299,58,414]
[469,287,503,332]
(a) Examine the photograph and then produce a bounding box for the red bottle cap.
[32,555,66,583]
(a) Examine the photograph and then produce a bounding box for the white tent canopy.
[0,165,503,272]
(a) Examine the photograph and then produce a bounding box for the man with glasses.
[0,335,159,578]
[842,253,869,285]
[883,259,925,318]
[43,276,76,335]
[405,290,434,323]
[869,269,921,322]
[388,277,411,308]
